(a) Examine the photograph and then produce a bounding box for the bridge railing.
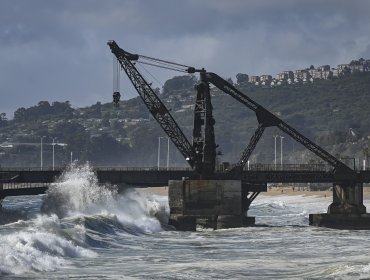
[1,164,369,173]
[0,166,193,172]
[1,182,49,190]
[94,166,192,171]
[243,164,332,172]
[0,167,63,171]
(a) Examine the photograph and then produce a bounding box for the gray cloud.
[1,0,370,117]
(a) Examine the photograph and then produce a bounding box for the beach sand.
[137,185,370,199]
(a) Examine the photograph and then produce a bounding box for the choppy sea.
[1,164,370,279]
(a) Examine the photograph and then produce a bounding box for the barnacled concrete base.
[168,180,255,231]
[309,213,370,230]
[168,214,196,231]
[216,215,255,229]
[168,214,255,231]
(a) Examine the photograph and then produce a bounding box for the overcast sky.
[1,0,370,117]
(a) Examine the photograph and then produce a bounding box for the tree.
[101,114,111,127]
[36,101,51,116]
[0,113,7,127]
[14,107,26,122]
[89,102,102,118]
[51,101,74,117]
[53,122,90,160]
[162,75,197,96]
[236,73,249,84]
[86,134,131,165]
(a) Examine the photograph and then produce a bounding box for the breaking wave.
[0,163,168,275]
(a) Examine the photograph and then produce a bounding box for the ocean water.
[1,164,370,279]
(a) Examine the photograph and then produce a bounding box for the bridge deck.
[1,166,369,198]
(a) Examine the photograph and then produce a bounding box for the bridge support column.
[309,182,370,229]
[168,179,255,231]
[0,182,3,209]
[328,183,366,215]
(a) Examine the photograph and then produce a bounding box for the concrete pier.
[168,179,255,230]
[310,182,370,229]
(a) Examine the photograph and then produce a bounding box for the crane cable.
[137,61,188,73]
[137,62,178,96]
[138,54,192,70]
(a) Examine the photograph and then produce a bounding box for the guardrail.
[0,166,192,172]
[244,164,332,172]
[2,183,49,190]
[1,164,369,172]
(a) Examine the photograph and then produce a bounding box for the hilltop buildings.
[241,58,370,86]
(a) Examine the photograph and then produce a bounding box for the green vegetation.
[1,72,369,168]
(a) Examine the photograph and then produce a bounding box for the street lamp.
[280,136,285,168]
[166,137,170,170]
[40,136,45,170]
[273,135,278,170]
[51,139,67,170]
[157,136,170,170]
[52,138,55,171]
[157,137,161,170]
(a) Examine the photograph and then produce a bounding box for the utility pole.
[157,137,161,170]
[158,137,170,170]
[52,138,55,171]
[166,137,170,170]
[40,136,45,171]
[280,136,285,168]
[273,135,278,170]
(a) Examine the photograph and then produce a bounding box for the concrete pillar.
[328,183,366,215]
[310,182,370,229]
[168,179,254,231]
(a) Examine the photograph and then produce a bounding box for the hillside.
[0,73,369,168]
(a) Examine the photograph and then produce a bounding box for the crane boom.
[205,72,354,174]
[107,40,196,168]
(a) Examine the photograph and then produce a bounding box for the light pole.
[280,136,285,168]
[273,135,278,169]
[158,137,170,170]
[157,137,161,170]
[52,138,55,171]
[40,136,45,170]
[51,140,67,170]
[166,137,170,170]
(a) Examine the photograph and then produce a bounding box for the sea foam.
[0,225,95,275]
[42,163,165,234]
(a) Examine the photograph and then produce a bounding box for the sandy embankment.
[136,186,169,196]
[138,185,370,200]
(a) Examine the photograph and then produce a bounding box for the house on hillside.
[249,76,260,83]
[260,75,272,82]
[349,64,366,72]
[276,71,293,81]
[318,65,330,71]
[332,68,340,78]
[337,64,350,71]
[294,69,311,81]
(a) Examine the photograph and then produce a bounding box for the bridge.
[1,165,369,198]
[2,40,370,230]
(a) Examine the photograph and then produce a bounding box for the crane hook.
[113,91,121,108]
